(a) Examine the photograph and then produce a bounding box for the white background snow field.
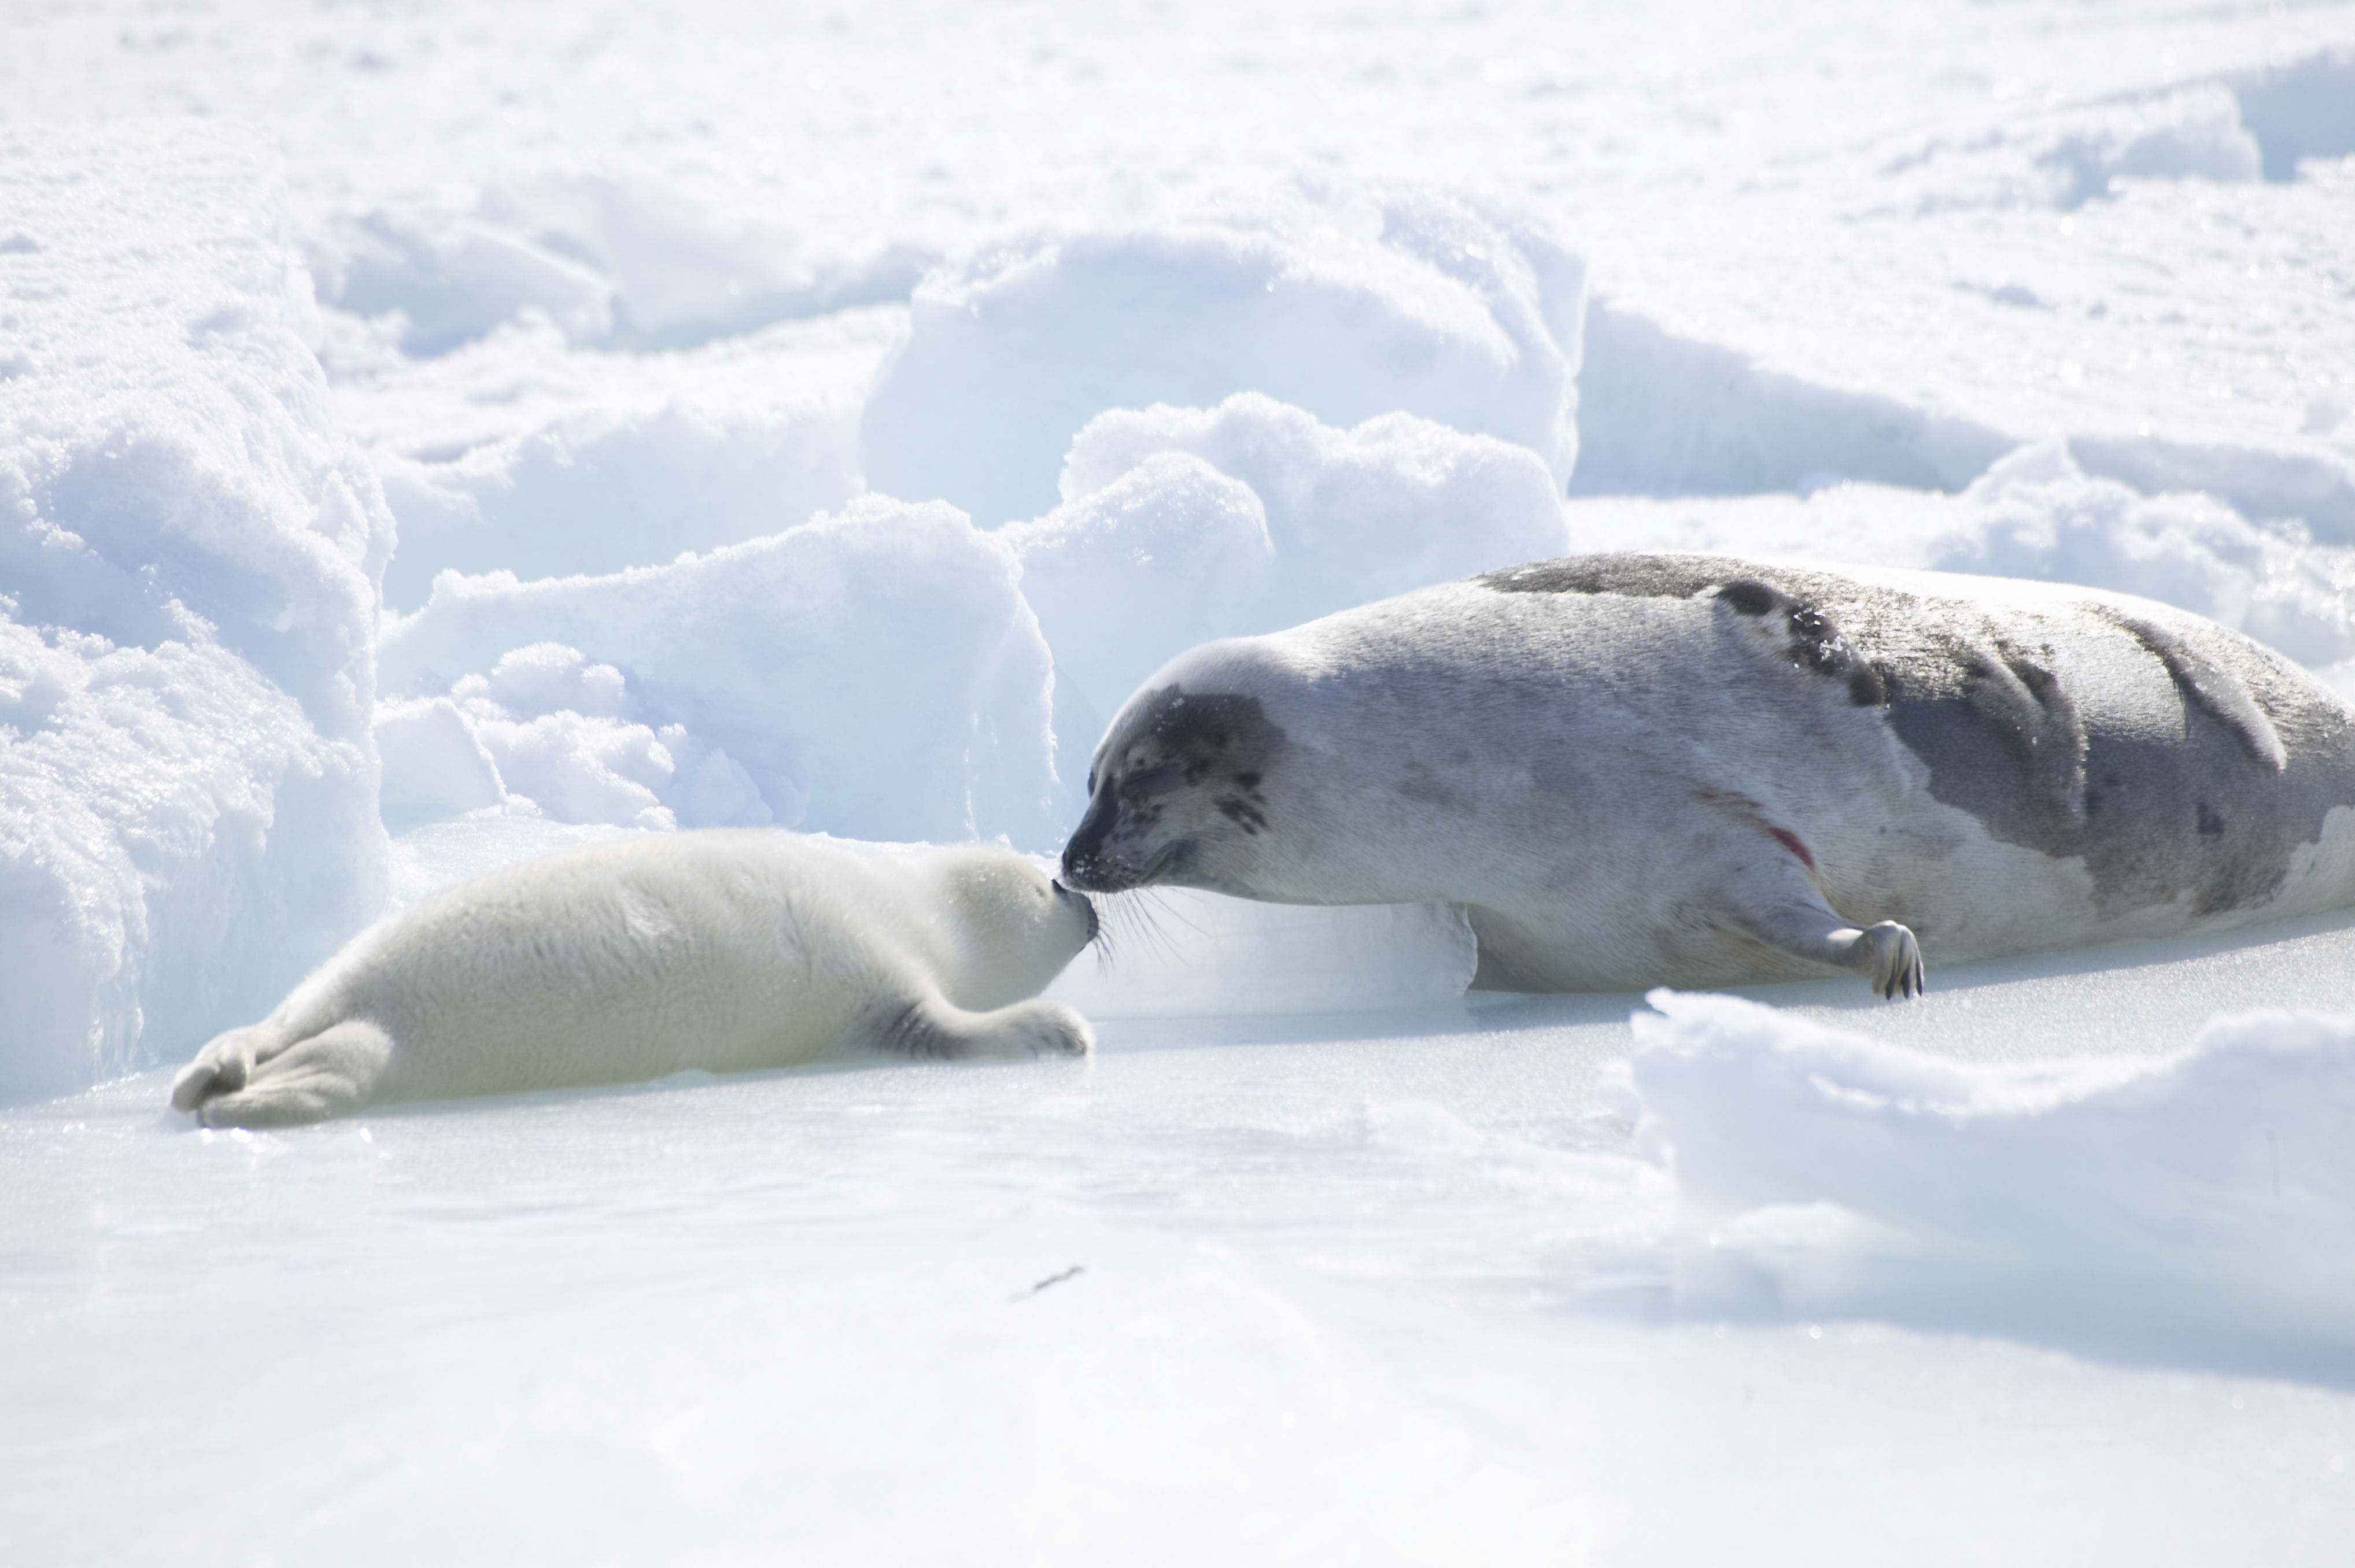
[6,1,2355,1562]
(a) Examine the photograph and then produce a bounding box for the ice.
[0,125,390,1099]
[376,495,1062,846]
[861,186,1584,527]
[10,0,2355,1557]
[2232,49,2355,180]
[1632,990,2355,1379]
[1047,886,1478,1018]
[338,309,901,609]
[2037,86,2265,210]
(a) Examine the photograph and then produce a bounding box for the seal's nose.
[1051,878,1100,942]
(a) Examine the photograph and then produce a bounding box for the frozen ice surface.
[9,919,2355,1565]
[9,0,2355,1556]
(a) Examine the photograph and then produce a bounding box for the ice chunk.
[374,697,505,834]
[378,496,1061,848]
[309,210,618,357]
[862,185,1584,526]
[0,126,392,1099]
[2037,86,2264,209]
[333,309,899,609]
[1631,990,2355,1375]
[1931,443,2355,665]
[1047,887,1477,1017]
[1058,391,1573,608]
[1573,299,2011,497]
[2231,48,2355,180]
[477,173,932,349]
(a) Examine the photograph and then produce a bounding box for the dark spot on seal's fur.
[1214,796,1268,833]
[2198,802,2226,838]
[1478,556,1744,600]
[2094,607,2289,771]
[1717,579,1777,617]
[1785,604,1844,676]
[1848,662,1888,707]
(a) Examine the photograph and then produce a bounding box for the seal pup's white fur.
[171,831,1097,1127]
[1062,553,2355,998]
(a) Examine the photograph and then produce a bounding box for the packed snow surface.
[7,0,2355,1560]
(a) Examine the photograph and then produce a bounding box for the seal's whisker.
[1091,888,1184,971]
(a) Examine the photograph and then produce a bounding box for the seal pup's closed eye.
[1064,553,2355,999]
[170,832,1097,1127]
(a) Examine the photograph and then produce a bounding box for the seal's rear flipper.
[866,994,1095,1061]
[171,1025,268,1112]
[182,1020,396,1127]
[1722,885,1925,1000]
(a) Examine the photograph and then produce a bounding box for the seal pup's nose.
[1051,878,1100,943]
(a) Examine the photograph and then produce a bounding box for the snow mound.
[1573,299,2012,497]
[310,178,930,357]
[324,309,900,611]
[0,125,392,1100]
[861,185,1585,526]
[1047,886,1477,1018]
[376,497,1062,848]
[1631,990,2355,1376]
[1931,444,2355,665]
[2231,49,2355,182]
[1010,394,1570,774]
[2037,86,2264,209]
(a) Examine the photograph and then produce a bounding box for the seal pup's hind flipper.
[175,1019,396,1127]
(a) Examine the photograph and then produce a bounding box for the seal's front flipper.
[184,1020,396,1127]
[1719,880,1925,1000]
[865,993,1095,1061]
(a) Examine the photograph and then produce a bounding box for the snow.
[861,188,1585,526]
[8,0,2355,1559]
[1634,990,2355,1379]
[375,496,1062,844]
[0,124,390,1101]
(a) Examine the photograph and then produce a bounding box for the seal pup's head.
[1061,676,1291,898]
[920,845,1099,1010]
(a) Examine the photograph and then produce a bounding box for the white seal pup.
[1061,553,2355,997]
[171,831,1098,1127]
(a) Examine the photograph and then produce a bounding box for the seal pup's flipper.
[1718,881,1925,1000]
[866,993,1095,1061]
[175,1019,396,1127]
[170,1024,269,1112]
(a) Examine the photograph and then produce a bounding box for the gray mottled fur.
[1062,553,2355,995]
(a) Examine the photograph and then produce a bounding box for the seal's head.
[924,845,1099,1009]
[1060,683,1290,897]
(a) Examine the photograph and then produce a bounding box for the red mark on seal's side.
[1769,827,1816,873]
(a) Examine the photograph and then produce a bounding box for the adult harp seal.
[1062,554,2355,997]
